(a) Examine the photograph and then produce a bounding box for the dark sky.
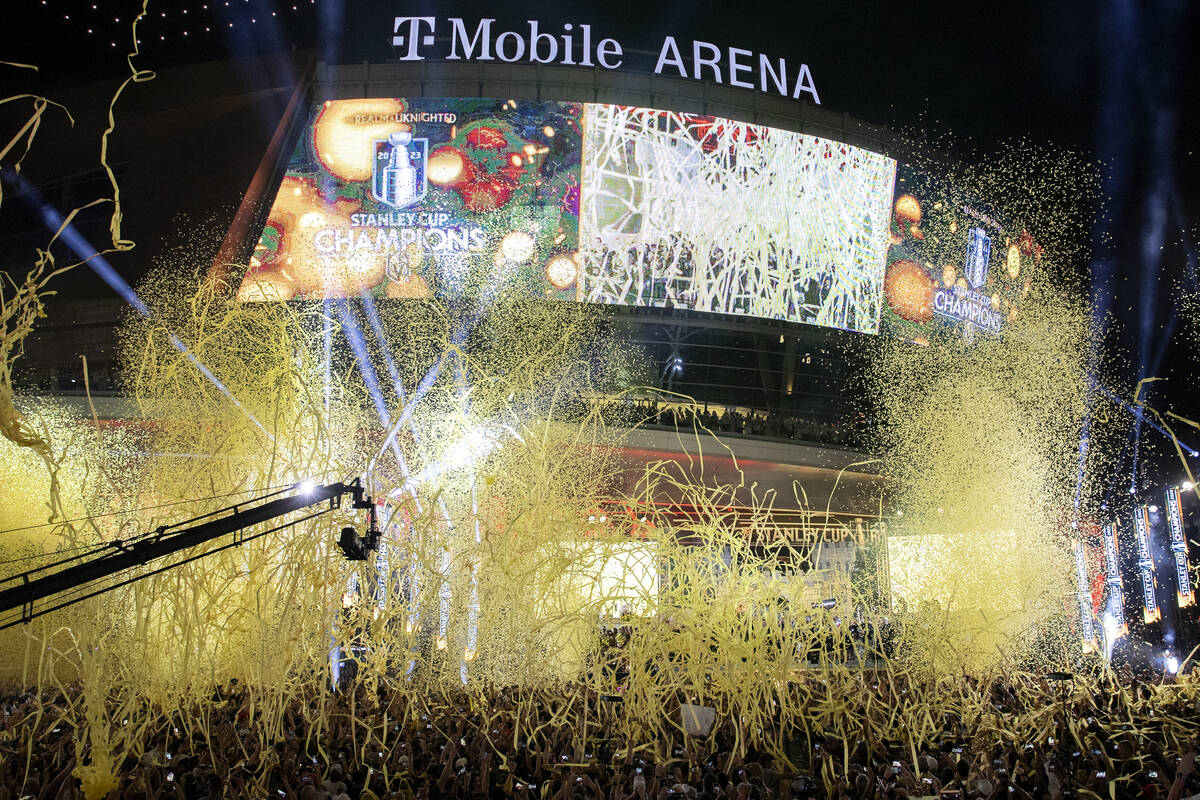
[6,0,1195,218]
[4,0,1199,488]
[3,0,1122,149]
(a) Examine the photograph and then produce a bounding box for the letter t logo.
[392,17,436,60]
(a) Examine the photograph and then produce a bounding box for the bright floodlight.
[1166,656,1180,674]
[419,424,502,482]
[1101,613,1119,660]
[1184,481,1195,492]
[299,479,317,496]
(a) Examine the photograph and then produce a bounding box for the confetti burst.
[579,104,896,333]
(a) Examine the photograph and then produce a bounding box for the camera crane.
[0,479,381,632]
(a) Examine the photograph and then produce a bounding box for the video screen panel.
[579,104,896,334]
[237,98,584,303]
[879,167,1038,342]
[237,98,898,335]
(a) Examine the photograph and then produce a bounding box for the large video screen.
[578,105,896,332]
[879,167,1039,342]
[237,98,897,335]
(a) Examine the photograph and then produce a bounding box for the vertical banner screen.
[1073,539,1097,652]
[1133,506,1160,624]
[1101,522,1127,637]
[1165,487,1195,608]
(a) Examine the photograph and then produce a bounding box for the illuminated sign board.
[1133,506,1159,624]
[879,169,1037,342]
[238,98,582,303]
[1073,540,1097,652]
[238,98,897,335]
[388,17,821,104]
[1165,487,1194,607]
[579,104,895,332]
[738,524,856,544]
[1101,522,1127,636]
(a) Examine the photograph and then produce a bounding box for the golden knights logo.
[372,132,428,209]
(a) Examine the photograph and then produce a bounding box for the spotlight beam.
[9,171,277,443]
[331,300,430,504]
[332,299,391,427]
[368,307,480,475]
[360,290,434,460]
[334,301,452,533]
[357,292,439,519]
[371,353,446,474]
[1097,383,1198,456]
[360,292,411,409]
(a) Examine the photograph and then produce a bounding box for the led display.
[578,104,896,333]
[880,167,1039,342]
[237,98,583,303]
[238,98,899,335]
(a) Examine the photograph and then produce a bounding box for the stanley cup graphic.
[964,227,991,290]
[372,131,428,209]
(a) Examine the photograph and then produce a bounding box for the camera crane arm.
[0,479,380,631]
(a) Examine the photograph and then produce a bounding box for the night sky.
[7,0,1195,152]
[3,0,1199,489]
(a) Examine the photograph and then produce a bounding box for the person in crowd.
[598,396,855,449]
[2,664,1196,800]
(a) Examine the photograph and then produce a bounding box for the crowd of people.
[13,364,866,450]
[2,663,1197,800]
[600,398,868,449]
[14,362,119,394]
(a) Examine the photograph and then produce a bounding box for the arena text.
[390,17,821,105]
